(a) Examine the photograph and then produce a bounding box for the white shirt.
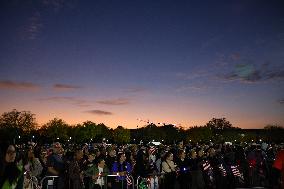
[95,167,104,186]
[161,160,176,173]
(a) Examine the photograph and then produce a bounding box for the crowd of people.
[0,140,284,189]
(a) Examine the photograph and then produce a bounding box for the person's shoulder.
[111,161,119,168]
[104,166,110,172]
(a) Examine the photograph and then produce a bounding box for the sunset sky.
[0,0,283,129]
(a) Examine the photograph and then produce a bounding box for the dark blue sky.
[0,0,283,128]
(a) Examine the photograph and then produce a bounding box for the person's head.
[117,153,126,163]
[52,142,62,155]
[87,153,95,162]
[0,143,21,186]
[27,148,35,160]
[100,147,106,156]
[108,148,116,157]
[190,150,197,159]
[197,148,204,158]
[74,149,83,161]
[40,149,47,162]
[177,140,184,149]
[4,145,17,163]
[164,151,174,161]
[178,150,186,159]
[125,150,133,162]
[94,148,101,157]
[208,147,215,157]
[97,158,106,168]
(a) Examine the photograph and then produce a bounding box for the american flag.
[147,178,151,188]
[149,146,156,154]
[231,165,244,182]
[126,173,132,186]
[202,160,211,171]
[218,164,227,177]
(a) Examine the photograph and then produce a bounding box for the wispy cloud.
[53,84,82,90]
[175,69,216,93]
[0,80,40,90]
[176,85,208,93]
[96,98,130,105]
[124,87,147,93]
[85,110,113,115]
[39,96,91,107]
[266,70,284,80]
[219,63,284,84]
[42,0,78,11]
[21,0,77,40]
[23,11,42,40]
[176,71,210,81]
[215,52,241,67]
[278,99,284,104]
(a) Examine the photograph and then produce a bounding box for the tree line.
[0,109,283,144]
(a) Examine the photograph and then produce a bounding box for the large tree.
[160,124,181,144]
[206,118,234,130]
[41,118,69,142]
[205,118,239,142]
[0,109,37,141]
[113,126,130,144]
[141,124,166,143]
[187,126,213,143]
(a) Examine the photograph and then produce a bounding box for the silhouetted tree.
[264,124,284,143]
[41,118,69,142]
[206,118,233,130]
[113,126,130,144]
[0,109,37,141]
[187,126,213,143]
